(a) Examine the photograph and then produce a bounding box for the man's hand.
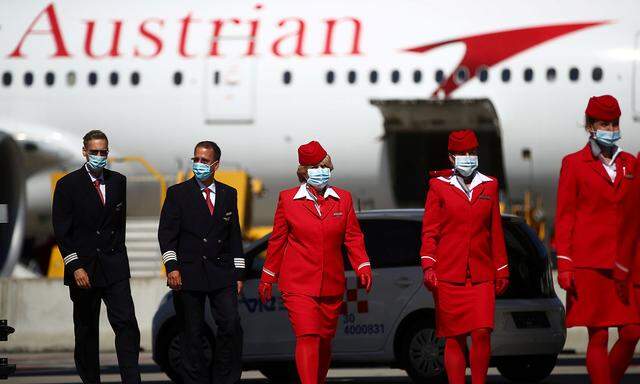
[258,281,272,304]
[74,268,91,289]
[237,281,244,296]
[495,278,509,296]
[423,268,437,292]
[167,270,182,290]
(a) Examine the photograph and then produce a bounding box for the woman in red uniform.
[555,95,640,384]
[258,141,373,384]
[420,130,509,384]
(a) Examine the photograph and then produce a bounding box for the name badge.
[478,195,491,201]
[225,211,232,216]
[625,174,634,179]
[333,212,343,216]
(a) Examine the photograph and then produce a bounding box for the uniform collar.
[588,139,622,166]
[438,171,492,194]
[293,183,340,200]
[196,178,216,193]
[85,163,104,183]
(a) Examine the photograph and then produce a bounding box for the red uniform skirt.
[566,269,640,327]
[434,280,495,337]
[282,292,343,338]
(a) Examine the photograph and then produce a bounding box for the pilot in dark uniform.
[52,130,141,384]
[158,140,245,384]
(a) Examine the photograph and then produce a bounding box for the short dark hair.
[83,130,108,147]
[194,141,221,161]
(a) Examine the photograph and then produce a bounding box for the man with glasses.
[158,141,245,384]
[52,130,141,384]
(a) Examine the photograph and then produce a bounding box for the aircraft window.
[213,71,220,85]
[24,72,34,87]
[501,68,511,82]
[326,70,335,84]
[477,67,489,82]
[413,70,422,83]
[546,68,557,82]
[2,72,12,87]
[435,69,444,84]
[131,72,140,86]
[347,70,357,84]
[173,71,183,86]
[523,68,533,82]
[592,67,603,82]
[455,66,469,84]
[66,71,76,87]
[283,70,292,85]
[45,72,55,87]
[88,72,98,86]
[569,67,579,82]
[109,72,119,86]
[391,69,400,83]
[369,70,378,84]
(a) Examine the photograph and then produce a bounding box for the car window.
[501,220,552,299]
[243,235,270,280]
[344,219,421,270]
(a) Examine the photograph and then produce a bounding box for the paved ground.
[4,352,640,383]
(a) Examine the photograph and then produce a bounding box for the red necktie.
[94,180,105,205]
[205,189,214,215]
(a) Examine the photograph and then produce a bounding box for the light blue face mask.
[454,155,479,177]
[594,130,621,147]
[307,167,331,190]
[192,162,213,181]
[87,155,107,171]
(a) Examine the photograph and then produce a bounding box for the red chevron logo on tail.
[403,21,609,97]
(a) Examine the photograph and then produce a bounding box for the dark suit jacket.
[52,166,130,287]
[158,178,245,291]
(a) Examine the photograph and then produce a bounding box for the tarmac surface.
[5,352,640,383]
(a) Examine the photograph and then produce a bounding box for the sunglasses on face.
[87,149,109,156]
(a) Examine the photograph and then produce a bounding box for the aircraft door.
[204,38,257,124]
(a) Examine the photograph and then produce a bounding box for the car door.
[332,218,424,353]
[238,236,296,358]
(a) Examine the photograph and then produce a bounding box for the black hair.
[194,141,221,161]
[83,130,108,147]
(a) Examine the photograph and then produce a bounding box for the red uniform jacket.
[631,152,640,285]
[260,184,370,297]
[554,144,636,278]
[420,172,509,283]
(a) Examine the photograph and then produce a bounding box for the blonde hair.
[296,155,333,183]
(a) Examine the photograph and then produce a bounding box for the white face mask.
[454,155,478,177]
[307,167,331,190]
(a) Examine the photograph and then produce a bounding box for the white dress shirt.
[85,164,106,201]
[197,179,216,207]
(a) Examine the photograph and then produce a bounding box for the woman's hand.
[358,268,373,293]
[495,278,509,296]
[557,271,575,293]
[614,278,630,304]
[423,268,438,292]
[258,281,273,304]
